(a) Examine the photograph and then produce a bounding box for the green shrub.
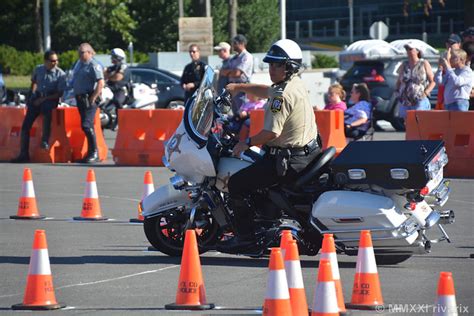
[312,54,339,69]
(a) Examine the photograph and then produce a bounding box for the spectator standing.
[396,41,435,121]
[11,51,65,163]
[436,34,462,109]
[435,48,473,111]
[232,93,266,140]
[221,34,254,113]
[180,44,206,103]
[462,28,474,110]
[324,83,347,111]
[461,26,474,45]
[72,43,104,163]
[344,83,372,138]
[214,42,232,92]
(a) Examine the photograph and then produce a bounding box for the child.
[229,93,266,140]
[435,48,473,111]
[324,83,347,111]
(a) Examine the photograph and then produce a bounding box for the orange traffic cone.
[434,272,458,316]
[12,230,64,310]
[165,230,214,310]
[284,240,308,316]
[10,168,45,220]
[73,169,107,221]
[346,230,384,310]
[310,259,339,316]
[263,247,292,316]
[279,230,293,259]
[320,234,346,313]
[130,171,154,223]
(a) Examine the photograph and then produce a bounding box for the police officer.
[73,43,104,163]
[217,39,320,253]
[11,50,66,163]
[104,48,128,109]
[181,44,206,103]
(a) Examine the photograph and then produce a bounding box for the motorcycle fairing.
[141,182,193,217]
[166,123,216,183]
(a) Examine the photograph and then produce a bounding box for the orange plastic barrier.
[406,110,474,177]
[249,109,347,154]
[112,109,183,166]
[0,107,107,163]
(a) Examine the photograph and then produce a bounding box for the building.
[286,0,466,48]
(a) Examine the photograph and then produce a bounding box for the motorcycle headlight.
[170,175,186,190]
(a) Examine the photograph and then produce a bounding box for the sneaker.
[40,141,49,150]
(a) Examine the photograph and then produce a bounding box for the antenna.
[414,113,427,155]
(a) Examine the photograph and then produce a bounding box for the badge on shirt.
[270,97,283,113]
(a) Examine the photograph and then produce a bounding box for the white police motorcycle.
[141,67,454,264]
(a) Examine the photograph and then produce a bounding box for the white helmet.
[263,39,303,66]
[111,48,126,62]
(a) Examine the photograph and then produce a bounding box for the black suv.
[126,66,185,109]
[340,59,438,131]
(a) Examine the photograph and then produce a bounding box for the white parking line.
[0,265,179,298]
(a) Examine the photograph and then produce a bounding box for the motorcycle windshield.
[185,67,215,146]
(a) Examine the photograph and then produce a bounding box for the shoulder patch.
[270,96,284,113]
[95,64,102,72]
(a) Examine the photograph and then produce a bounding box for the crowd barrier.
[0,107,107,163]
[112,109,183,166]
[249,109,346,154]
[406,110,474,177]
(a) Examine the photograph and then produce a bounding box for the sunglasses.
[189,50,198,53]
[49,59,58,63]
[79,51,89,55]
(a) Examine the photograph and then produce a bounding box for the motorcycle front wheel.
[143,210,220,257]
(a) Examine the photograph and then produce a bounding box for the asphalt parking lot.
[0,129,473,315]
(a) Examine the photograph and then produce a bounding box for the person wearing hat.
[220,34,254,113]
[216,39,320,254]
[436,34,463,109]
[395,41,435,123]
[214,42,232,93]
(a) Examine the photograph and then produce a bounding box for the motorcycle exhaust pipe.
[438,210,455,224]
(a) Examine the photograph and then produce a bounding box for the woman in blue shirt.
[344,83,372,138]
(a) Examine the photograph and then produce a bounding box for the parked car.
[126,66,185,109]
[340,58,439,131]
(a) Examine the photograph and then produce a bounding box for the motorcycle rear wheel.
[375,254,412,265]
[144,211,220,257]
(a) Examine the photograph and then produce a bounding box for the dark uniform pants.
[75,94,98,154]
[21,98,58,145]
[227,146,320,236]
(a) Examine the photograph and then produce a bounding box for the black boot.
[81,128,100,163]
[216,198,259,254]
[11,132,30,163]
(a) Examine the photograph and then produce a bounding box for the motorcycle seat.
[293,146,336,190]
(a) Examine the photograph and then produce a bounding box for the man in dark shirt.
[180,44,206,102]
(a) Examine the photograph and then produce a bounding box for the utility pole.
[280,0,286,39]
[348,0,353,43]
[178,0,184,17]
[43,0,51,51]
[205,0,211,17]
[229,0,237,40]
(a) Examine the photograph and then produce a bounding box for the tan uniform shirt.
[264,75,317,148]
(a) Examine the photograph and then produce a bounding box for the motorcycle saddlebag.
[331,140,444,190]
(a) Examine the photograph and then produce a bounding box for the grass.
[3,75,31,90]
